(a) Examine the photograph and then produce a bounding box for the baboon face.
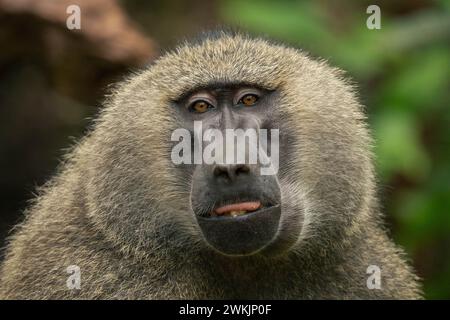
[92,34,372,258]
[175,85,282,255]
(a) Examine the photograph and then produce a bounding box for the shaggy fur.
[0,32,422,299]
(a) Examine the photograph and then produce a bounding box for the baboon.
[0,32,422,299]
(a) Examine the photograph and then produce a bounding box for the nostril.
[213,164,251,182]
[213,165,230,180]
[235,164,250,176]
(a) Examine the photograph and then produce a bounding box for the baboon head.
[85,32,374,259]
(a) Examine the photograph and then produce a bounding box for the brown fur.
[0,32,422,299]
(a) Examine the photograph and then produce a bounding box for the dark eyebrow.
[173,82,273,103]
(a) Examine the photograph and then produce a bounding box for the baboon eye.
[239,94,259,106]
[189,100,213,113]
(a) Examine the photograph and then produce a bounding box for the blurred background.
[0,0,448,299]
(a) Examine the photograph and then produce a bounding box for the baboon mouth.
[196,202,281,256]
[210,200,262,217]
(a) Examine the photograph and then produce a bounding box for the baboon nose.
[213,164,250,182]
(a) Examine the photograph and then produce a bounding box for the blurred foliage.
[220,0,450,298]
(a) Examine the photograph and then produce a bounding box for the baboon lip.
[203,203,279,221]
[213,201,261,216]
